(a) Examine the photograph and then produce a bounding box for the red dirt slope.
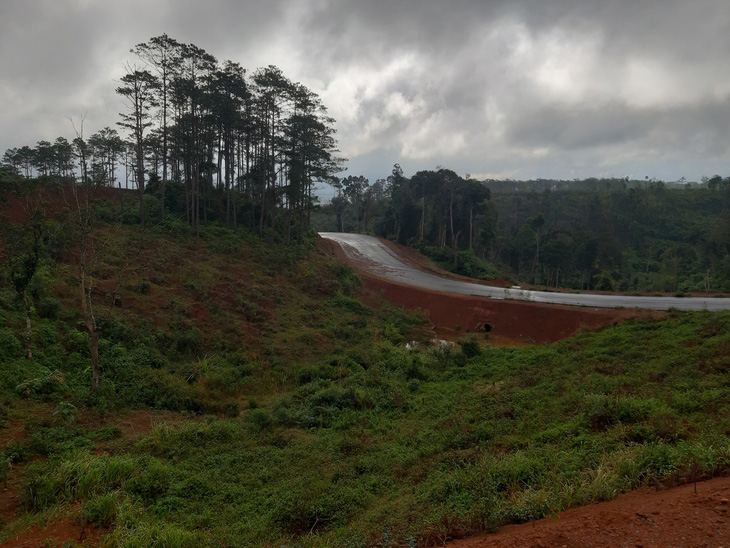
[321,236,654,344]
[447,476,730,548]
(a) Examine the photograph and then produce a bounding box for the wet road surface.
[320,232,730,311]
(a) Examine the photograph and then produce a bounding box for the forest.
[2,34,343,244]
[314,169,730,293]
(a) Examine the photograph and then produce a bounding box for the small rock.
[720,498,729,505]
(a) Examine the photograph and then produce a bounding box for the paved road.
[320,232,730,311]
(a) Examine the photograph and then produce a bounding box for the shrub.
[457,335,482,358]
[236,293,261,322]
[66,328,90,356]
[15,370,67,400]
[4,441,30,464]
[329,292,372,316]
[36,320,58,345]
[248,409,272,433]
[0,328,23,360]
[128,458,173,503]
[38,297,61,319]
[331,262,362,296]
[54,401,78,426]
[81,491,120,527]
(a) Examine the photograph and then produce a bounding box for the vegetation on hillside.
[2,262,729,546]
[0,178,728,548]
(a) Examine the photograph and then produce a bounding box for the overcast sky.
[2,0,729,197]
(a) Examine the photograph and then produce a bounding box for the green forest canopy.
[315,170,730,293]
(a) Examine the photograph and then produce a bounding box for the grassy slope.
[1,214,730,547]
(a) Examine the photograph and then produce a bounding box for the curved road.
[320,232,730,312]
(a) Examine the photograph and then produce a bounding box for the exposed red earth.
[446,477,730,548]
[320,236,655,344]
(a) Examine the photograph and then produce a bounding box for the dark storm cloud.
[303,0,730,179]
[507,102,653,150]
[1,0,729,182]
[508,97,730,154]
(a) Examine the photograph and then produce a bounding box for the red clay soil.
[447,476,730,548]
[320,236,654,344]
[361,275,653,344]
[1,518,104,548]
[1,185,131,224]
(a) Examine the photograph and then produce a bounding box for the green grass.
[3,310,730,546]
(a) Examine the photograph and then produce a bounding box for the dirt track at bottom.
[447,476,730,548]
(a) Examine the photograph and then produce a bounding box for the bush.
[329,292,373,316]
[54,401,78,426]
[37,320,58,345]
[580,394,652,431]
[457,335,482,358]
[331,262,361,295]
[4,441,30,464]
[81,492,120,527]
[248,409,272,433]
[128,458,173,503]
[15,370,67,400]
[66,328,90,356]
[38,297,61,319]
[0,328,23,360]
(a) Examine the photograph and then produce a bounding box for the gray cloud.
[2,0,729,183]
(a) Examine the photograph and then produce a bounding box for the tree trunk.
[232,189,237,234]
[90,329,99,390]
[453,231,461,269]
[22,288,32,360]
[137,139,145,226]
[420,193,425,242]
[79,265,100,392]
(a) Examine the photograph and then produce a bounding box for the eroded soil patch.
[448,476,730,548]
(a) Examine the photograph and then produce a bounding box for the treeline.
[484,176,717,193]
[2,35,343,243]
[315,166,497,278]
[490,184,730,293]
[316,168,730,293]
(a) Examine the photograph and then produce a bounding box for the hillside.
[1,186,730,547]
